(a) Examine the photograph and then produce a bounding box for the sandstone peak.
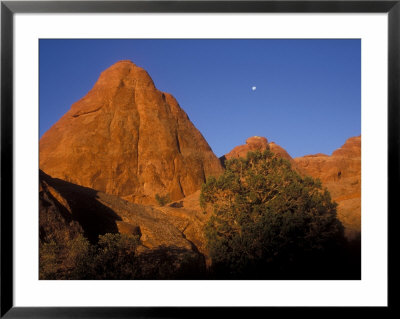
[246,136,268,146]
[332,135,361,157]
[104,59,137,70]
[224,136,295,166]
[94,60,154,89]
[114,59,136,65]
[40,61,224,204]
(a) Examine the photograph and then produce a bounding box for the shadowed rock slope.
[40,60,223,204]
[39,170,206,278]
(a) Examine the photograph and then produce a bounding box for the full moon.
[252,86,256,91]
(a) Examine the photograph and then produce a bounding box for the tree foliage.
[91,233,139,279]
[201,150,346,278]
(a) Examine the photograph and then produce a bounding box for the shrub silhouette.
[201,150,346,279]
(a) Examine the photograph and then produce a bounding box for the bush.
[39,232,139,280]
[201,150,346,279]
[39,241,61,279]
[155,193,171,206]
[67,234,95,279]
[92,233,139,279]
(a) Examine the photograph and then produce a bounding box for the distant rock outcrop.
[223,136,295,166]
[40,60,223,204]
[294,136,361,239]
[224,136,269,160]
[268,142,294,163]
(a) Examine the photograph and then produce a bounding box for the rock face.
[225,136,269,159]
[39,170,206,278]
[40,60,223,204]
[156,190,212,265]
[223,136,295,165]
[294,136,361,239]
[268,142,294,163]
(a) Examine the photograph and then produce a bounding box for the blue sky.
[39,39,360,158]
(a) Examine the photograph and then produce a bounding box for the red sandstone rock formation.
[225,136,269,159]
[40,60,223,204]
[224,136,295,165]
[294,136,361,239]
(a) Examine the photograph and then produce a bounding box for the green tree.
[201,150,345,279]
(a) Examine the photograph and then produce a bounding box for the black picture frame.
[1,0,397,317]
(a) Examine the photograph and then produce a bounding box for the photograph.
[38,39,361,280]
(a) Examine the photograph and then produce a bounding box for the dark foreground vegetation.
[39,150,360,280]
[40,233,204,280]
